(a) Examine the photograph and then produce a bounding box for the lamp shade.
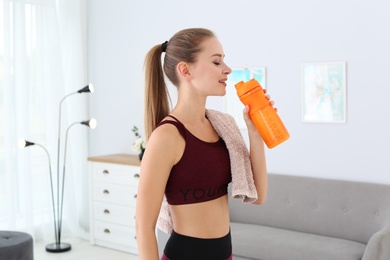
[19,139,35,148]
[81,118,97,129]
[77,83,94,94]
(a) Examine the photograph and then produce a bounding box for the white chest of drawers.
[88,154,140,255]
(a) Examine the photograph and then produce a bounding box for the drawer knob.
[104,209,110,214]
[103,170,109,174]
[103,189,110,194]
[134,194,137,199]
[133,173,140,178]
[104,229,110,234]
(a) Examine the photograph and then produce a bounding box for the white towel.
[157,109,258,234]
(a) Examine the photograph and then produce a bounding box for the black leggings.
[162,230,232,260]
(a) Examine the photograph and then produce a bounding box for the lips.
[219,79,228,86]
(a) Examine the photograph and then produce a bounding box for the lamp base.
[45,242,71,253]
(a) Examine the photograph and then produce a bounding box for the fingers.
[254,88,280,112]
[264,90,278,112]
[270,101,278,112]
[263,89,270,100]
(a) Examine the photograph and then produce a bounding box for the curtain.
[0,0,89,242]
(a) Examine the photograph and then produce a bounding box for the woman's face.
[187,37,232,97]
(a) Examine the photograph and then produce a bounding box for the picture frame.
[302,62,347,123]
[224,67,266,129]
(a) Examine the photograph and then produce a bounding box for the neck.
[171,103,207,124]
[171,88,208,124]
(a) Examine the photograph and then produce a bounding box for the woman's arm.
[242,92,276,204]
[243,105,268,204]
[136,124,183,259]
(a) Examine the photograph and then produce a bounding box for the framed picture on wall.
[302,62,347,123]
[224,67,266,129]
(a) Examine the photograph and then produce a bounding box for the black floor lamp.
[20,84,95,253]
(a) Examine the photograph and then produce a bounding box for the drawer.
[93,201,136,227]
[92,162,140,186]
[93,182,138,206]
[93,220,137,249]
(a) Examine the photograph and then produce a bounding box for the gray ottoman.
[0,231,34,260]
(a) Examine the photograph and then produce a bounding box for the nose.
[223,64,232,75]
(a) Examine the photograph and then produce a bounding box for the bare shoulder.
[143,122,185,167]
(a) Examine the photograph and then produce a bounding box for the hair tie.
[161,41,168,52]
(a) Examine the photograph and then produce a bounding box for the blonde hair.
[144,28,215,139]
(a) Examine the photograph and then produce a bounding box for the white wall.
[88,0,390,184]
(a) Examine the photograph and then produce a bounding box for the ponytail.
[144,45,171,140]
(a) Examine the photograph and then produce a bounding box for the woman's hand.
[243,89,277,129]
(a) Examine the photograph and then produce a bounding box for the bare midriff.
[169,194,230,238]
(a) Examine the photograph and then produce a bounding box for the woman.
[136,28,271,260]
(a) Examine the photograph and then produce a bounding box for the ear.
[177,62,192,80]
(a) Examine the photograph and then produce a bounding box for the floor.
[34,237,140,260]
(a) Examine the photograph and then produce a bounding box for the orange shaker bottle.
[235,79,290,148]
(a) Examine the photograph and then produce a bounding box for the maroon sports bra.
[157,115,232,205]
